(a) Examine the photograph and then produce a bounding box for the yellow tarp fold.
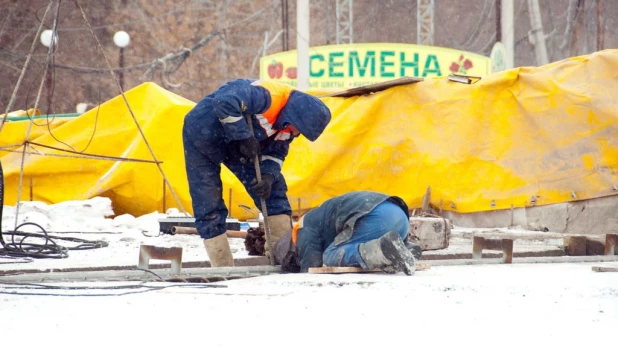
[1,49,617,218]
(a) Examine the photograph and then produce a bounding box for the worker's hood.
[274,91,331,141]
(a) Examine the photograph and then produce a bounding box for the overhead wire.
[77,71,101,153]
[460,0,494,50]
[0,1,150,259]
[71,0,189,216]
[0,0,53,134]
[8,3,195,32]
[0,1,276,78]
[1,0,186,230]
[42,3,78,153]
[11,0,63,232]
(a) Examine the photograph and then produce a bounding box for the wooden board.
[591,265,618,272]
[308,262,431,274]
[319,77,424,98]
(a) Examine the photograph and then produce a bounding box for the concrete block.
[409,217,451,251]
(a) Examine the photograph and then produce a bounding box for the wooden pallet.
[308,262,431,274]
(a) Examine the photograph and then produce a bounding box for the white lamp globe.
[76,103,88,114]
[113,31,130,48]
[40,29,58,48]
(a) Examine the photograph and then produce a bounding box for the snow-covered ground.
[0,263,616,347]
[1,198,617,347]
[0,197,250,270]
[1,197,565,271]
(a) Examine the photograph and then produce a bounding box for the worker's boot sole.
[405,241,423,260]
[379,231,416,276]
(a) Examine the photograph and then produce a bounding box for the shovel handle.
[244,114,275,266]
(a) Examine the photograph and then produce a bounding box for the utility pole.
[296,0,310,90]
[336,0,353,44]
[417,0,434,45]
[281,0,289,51]
[596,0,605,51]
[501,0,514,69]
[527,0,549,65]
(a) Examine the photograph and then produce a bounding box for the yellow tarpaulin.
[1,49,617,218]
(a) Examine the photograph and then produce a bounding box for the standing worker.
[182,79,331,267]
[272,191,422,275]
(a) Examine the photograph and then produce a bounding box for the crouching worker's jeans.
[322,200,409,268]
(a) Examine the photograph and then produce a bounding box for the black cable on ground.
[0,281,227,297]
[0,160,109,259]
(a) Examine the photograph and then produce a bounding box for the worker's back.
[301,190,408,247]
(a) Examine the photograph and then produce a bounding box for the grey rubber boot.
[359,231,416,276]
[405,241,423,260]
[264,214,292,256]
[203,233,234,267]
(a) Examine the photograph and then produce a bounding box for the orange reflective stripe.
[275,129,292,140]
[252,80,295,125]
[292,215,304,245]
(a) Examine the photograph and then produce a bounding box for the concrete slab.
[442,194,618,234]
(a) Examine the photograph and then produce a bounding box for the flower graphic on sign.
[449,54,474,74]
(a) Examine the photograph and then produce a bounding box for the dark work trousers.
[182,99,292,239]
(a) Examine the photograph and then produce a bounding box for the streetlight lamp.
[40,29,58,114]
[113,31,130,91]
[40,29,58,48]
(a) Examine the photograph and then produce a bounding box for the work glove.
[237,137,260,160]
[252,173,274,199]
[281,249,301,273]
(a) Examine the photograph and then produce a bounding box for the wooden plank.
[591,265,618,272]
[319,76,424,98]
[308,262,431,274]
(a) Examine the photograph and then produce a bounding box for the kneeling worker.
[272,191,422,275]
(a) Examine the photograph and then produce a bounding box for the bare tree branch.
[560,0,582,50]
[0,0,276,82]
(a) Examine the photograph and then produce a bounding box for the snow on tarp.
[1,49,618,218]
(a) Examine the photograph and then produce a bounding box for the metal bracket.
[138,245,183,275]
[605,234,618,256]
[472,236,514,264]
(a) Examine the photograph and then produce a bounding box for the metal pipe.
[170,226,247,239]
